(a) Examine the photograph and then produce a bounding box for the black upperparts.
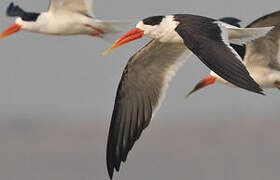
[143,16,164,25]
[6,2,40,22]
[231,44,246,60]
[219,17,241,27]
[219,17,246,59]
[174,14,263,95]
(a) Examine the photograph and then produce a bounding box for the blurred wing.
[244,10,280,70]
[48,0,93,17]
[174,15,263,94]
[106,40,190,178]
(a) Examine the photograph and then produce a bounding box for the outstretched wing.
[48,0,93,17]
[244,10,280,70]
[174,14,264,94]
[107,40,190,178]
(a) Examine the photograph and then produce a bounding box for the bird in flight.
[0,1,132,41]
[104,14,273,178]
[186,10,280,98]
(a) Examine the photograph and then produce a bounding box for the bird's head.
[0,17,40,39]
[104,15,181,55]
[1,2,41,40]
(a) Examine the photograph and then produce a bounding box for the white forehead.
[15,17,23,24]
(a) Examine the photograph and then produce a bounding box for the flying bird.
[0,1,132,41]
[104,14,273,178]
[186,10,280,98]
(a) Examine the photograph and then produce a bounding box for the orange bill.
[0,24,22,39]
[185,75,217,98]
[103,28,144,55]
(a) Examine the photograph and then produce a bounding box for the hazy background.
[0,0,279,179]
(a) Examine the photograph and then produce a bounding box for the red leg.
[89,33,101,37]
[85,24,104,37]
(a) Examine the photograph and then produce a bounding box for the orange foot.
[275,81,280,90]
[85,24,104,37]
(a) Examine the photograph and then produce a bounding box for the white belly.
[20,12,99,35]
[213,66,280,89]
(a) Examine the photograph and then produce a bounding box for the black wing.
[219,17,241,28]
[174,14,263,94]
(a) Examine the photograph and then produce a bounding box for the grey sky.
[0,0,278,121]
[0,0,279,179]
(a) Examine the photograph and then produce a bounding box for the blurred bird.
[186,11,280,98]
[0,1,132,41]
[104,14,273,178]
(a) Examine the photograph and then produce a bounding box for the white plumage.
[0,0,132,41]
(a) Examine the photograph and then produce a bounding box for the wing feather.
[174,14,263,94]
[106,40,189,178]
[48,0,93,17]
[244,10,280,69]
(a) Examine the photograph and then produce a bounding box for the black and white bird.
[0,1,131,41]
[186,10,280,98]
[104,14,273,178]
